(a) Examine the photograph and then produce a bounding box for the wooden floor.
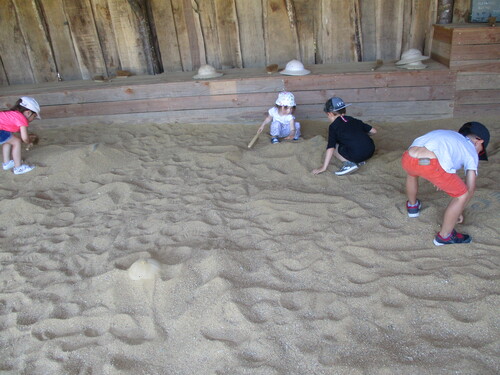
[0,60,498,127]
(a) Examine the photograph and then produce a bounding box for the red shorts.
[401,151,468,198]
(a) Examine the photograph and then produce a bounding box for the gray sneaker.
[335,161,358,176]
[13,164,35,175]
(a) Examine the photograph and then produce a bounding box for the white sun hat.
[399,61,428,70]
[396,49,429,65]
[20,96,41,119]
[280,59,311,76]
[275,91,296,107]
[193,64,223,79]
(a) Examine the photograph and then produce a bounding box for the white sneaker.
[13,164,35,175]
[2,160,14,170]
[335,161,358,176]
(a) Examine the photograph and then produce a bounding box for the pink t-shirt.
[0,111,29,132]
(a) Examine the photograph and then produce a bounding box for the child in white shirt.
[257,92,300,144]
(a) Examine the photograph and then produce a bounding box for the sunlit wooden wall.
[0,0,472,86]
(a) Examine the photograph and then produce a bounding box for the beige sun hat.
[280,59,311,76]
[399,61,428,70]
[396,49,429,65]
[193,64,223,79]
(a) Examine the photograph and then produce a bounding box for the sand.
[0,116,499,375]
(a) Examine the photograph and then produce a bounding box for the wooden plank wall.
[0,60,456,126]
[0,0,472,86]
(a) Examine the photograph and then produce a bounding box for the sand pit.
[0,116,498,374]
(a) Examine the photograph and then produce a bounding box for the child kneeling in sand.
[257,91,301,143]
[0,97,40,175]
[401,122,490,246]
[312,97,376,176]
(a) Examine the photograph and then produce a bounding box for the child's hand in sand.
[457,214,464,224]
[312,167,326,175]
[25,133,39,151]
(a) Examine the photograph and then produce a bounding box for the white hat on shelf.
[399,60,428,70]
[396,49,429,65]
[193,64,223,79]
[280,60,311,76]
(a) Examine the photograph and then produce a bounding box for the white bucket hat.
[193,64,223,79]
[275,91,296,107]
[396,49,429,65]
[280,60,310,76]
[20,96,41,119]
[399,61,428,70]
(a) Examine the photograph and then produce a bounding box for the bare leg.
[2,143,11,164]
[7,138,22,167]
[332,146,348,162]
[405,175,419,205]
[439,193,469,238]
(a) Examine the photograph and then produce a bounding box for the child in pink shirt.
[0,97,40,175]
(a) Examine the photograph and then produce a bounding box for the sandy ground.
[0,116,499,375]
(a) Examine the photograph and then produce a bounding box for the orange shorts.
[401,151,468,198]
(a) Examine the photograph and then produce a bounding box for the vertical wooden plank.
[107,0,152,75]
[234,0,265,68]
[293,0,317,64]
[425,0,439,56]
[214,0,242,69]
[0,58,8,86]
[452,0,471,22]
[0,0,34,84]
[375,0,404,60]
[12,0,57,82]
[263,0,299,66]
[40,0,81,81]
[170,0,192,70]
[186,0,206,68]
[197,0,221,68]
[170,0,204,71]
[360,1,378,61]
[402,0,434,52]
[62,0,107,79]
[149,0,183,72]
[90,0,121,77]
[318,0,359,63]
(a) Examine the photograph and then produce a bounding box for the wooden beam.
[107,0,152,75]
[234,0,266,68]
[90,0,121,77]
[0,0,35,84]
[263,0,299,66]
[149,0,183,72]
[62,0,107,79]
[12,0,57,83]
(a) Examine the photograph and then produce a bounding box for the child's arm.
[284,118,296,140]
[368,127,377,135]
[19,126,30,143]
[258,115,272,133]
[312,148,334,175]
[457,169,477,223]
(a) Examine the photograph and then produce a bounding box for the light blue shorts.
[0,130,12,144]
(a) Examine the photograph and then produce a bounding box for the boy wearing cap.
[312,97,377,176]
[401,122,490,246]
[257,91,301,143]
[0,96,40,175]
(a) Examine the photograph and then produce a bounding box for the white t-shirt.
[268,107,294,126]
[410,130,478,174]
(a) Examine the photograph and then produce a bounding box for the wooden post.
[437,0,454,24]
